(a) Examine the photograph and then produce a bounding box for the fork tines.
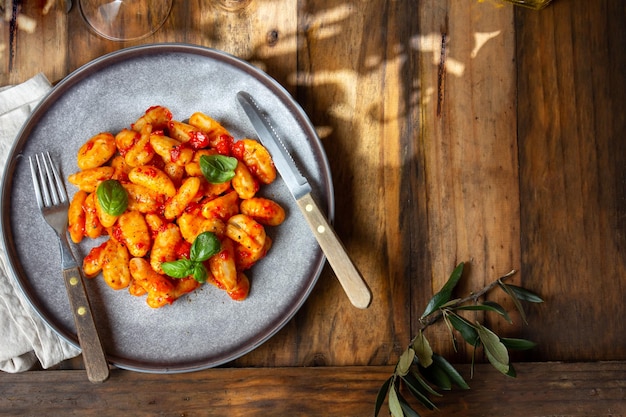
[29,152,68,209]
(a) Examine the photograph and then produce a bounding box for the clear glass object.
[79,0,173,41]
[501,0,552,9]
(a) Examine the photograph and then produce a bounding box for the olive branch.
[375,262,543,416]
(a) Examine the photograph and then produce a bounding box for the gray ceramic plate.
[0,44,333,373]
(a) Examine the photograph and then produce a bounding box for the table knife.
[237,91,372,309]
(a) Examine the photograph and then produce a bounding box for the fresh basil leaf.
[476,323,510,375]
[374,377,393,417]
[431,354,470,389]
[412,331,433,368]
[161,259,194,278]
[500,337,537,350]
[190,232,221,262]
[447,313,479,346]
[96,179,128,216]
[192,263,208,283]
[199,154,238,184]
[421,262,464,318]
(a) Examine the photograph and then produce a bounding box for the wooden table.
[1,0,625,415]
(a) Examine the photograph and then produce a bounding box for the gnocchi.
[68,106,286,308]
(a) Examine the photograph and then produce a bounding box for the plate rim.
[0,43,335,373]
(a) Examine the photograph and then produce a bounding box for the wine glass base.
[79,0,173,41]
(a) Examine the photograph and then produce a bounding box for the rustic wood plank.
[516,0,626,360]
[1,362,624,416]
[415,0,522,362]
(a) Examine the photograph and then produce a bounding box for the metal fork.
[29,152,109,383]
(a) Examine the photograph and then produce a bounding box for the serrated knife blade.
[237,91,371,309]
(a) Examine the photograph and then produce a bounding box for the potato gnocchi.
[68,106,285,308]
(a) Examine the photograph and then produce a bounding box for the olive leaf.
[421,262,464,319]
[396,348,415,376]
[397,389,423,417]
[412,331,433,368]
[374,376,392,417]
[431,354,469,390]
[447,312,479,346]
[452,301,512,323]
[401,374,437,411]
[503,284,544,303]
[500,337,537,350]
[475,323,510,375]
[388,385,404,417]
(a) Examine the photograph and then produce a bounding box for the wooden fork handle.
[62,266,110,383]
[296,192,372,309]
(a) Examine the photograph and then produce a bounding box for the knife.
[237,91,372,309]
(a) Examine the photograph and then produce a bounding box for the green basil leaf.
[431,354,469,389]
[374,377,393,417]
[199,154,238,184]
[447,313,479,346]
[476,323,510,375]
[412,331,433,368]
[96,179,128,216]
[500,337,537,350]
[190,232,221,262]
[421,262,464,318]
[161,259,194,278]
[192,263,208,283]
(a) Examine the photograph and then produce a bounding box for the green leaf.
[374,376,392,417]
[506,362,517,377]
[500,337,537,350]
[192,263,208,283]
[412,331,433,368]
[453,301,512,323]
[498,281,528,324]
[476,323,510,375]
[408,370,442,397]
[190,232,221,262]
[402,375,439,411]
[96,179,128,216]
[388,384,404,417]
[421,262,464,319]
[161,259,194,278]
[200,154,238,184]
[431,354,470,390]
[447,313,479,346]
[397,389,425,416]
[504,284,544,303]
[396,348,415,376]
[420,362,451,391]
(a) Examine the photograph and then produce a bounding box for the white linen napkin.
[0,73,81,373]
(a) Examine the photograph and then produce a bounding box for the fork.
[29,152,110,383]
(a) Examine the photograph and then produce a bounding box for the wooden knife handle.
[296,193,372,309]
[62,266,110,383]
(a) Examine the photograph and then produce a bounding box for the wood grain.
[1,362,624,416]
[516,0,626,361]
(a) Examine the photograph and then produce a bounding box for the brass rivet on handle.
[77,306,87,316]
[305,204,313,212]
[69,276,79,286]
[317,225,326,234]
